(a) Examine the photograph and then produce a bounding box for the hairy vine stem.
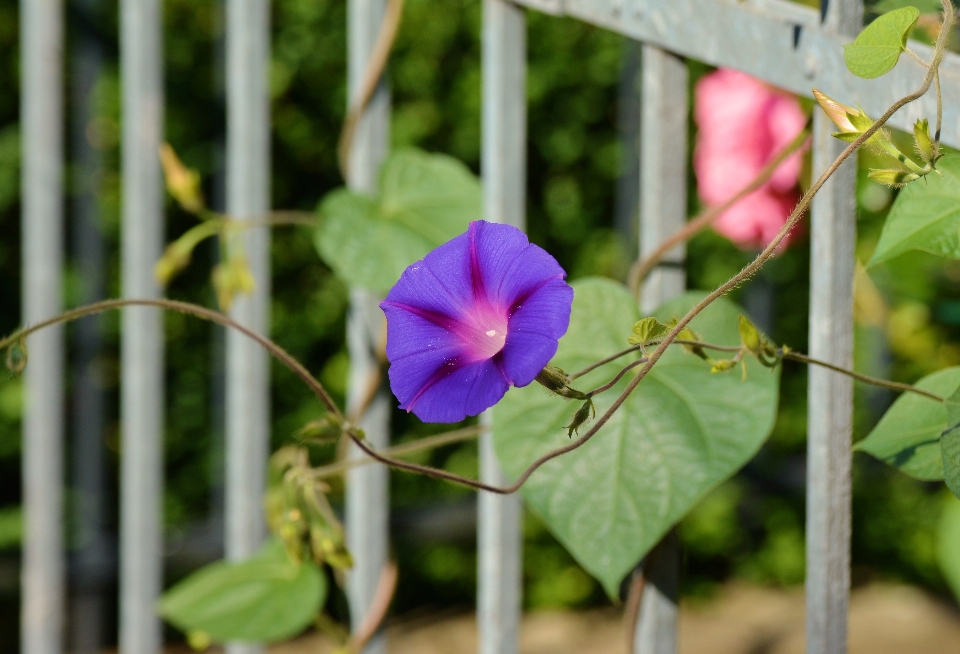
[780,349,944,403]
[312,425,484,479]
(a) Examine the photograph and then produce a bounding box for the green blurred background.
[0,0,958,649]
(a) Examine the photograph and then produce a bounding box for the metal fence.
[17,0,960,653]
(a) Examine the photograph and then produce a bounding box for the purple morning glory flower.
[380,220,574,423]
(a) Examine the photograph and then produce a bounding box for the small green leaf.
[315,149,482,294]
[944,386,960,498]
[493,279,779,596]
[159,539,326,644]
[627,317,670,346]
[937,493,960,602]
[843,7,920,78]
[855,367,960,480]
[869,155,960,265]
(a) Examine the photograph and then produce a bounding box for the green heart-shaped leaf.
[159,539,327,643]
[938,494,960,602]
[315,148,482,294]
[855,366,960,480]
[944,385,960,498]
[869,156,960,266]
[844,6,920,78]
[492,278,779,596]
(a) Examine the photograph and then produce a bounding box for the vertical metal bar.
[638,46,687,315]
[224,0,271,651]
[345,0,391,652]
[806,2,861,653]
[70,0,109,650]
[224,0,271,649]
[634,45,688,654]
[20,0,66,652]
[119,0,164,650]
[615,40,642,254]
[478,2,526,653]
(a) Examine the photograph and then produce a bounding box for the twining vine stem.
[1,295,945,494]
[0,299,344,420]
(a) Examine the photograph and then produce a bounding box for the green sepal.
[914,118,937,164]
[848,107,875,131]
[868,168,921,187]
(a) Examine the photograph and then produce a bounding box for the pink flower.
[694,68,807,250]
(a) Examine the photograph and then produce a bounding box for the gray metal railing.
[16,0,960,653]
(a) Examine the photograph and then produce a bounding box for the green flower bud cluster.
[814,90,941,188]
[265,446,354,571]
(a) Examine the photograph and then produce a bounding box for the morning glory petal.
[501,277,574,386]
[399,357,510,423]
[381,220,573,423]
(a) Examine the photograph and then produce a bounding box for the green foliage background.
[0,0,958,647]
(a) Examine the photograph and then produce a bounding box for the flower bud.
[535,366,589,401]
[710,359,737,373]
[566,399,595,437]
[813,89,860,134]
[294,414,344,444]
[738,315,762,354]
[160,143,205,214]
[813,89,902,160]
[535,365,570,393]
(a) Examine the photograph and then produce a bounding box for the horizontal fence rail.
[513,0,960,148]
